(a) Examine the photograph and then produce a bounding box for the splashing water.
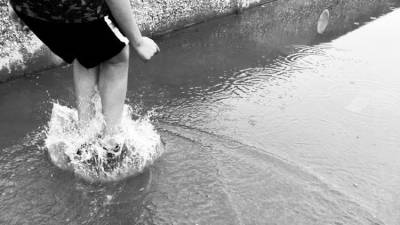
[44,93,165,182]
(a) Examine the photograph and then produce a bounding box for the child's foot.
[76,143,89,156]
[101,133,128,171]
[75,134,100,156]
[102,132,124,153]
[103,144,128,172]
[74,141,98,165]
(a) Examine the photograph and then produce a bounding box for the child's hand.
[8,4,29,33]
[132,37,160,61]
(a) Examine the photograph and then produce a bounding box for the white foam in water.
[44,94,165,182]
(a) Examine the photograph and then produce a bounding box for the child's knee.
[104,45,129,65]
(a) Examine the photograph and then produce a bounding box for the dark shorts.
[17,13,128,68]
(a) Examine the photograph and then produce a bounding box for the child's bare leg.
[73,59,98,126]
[98,45,129,137]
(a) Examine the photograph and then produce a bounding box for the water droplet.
[106,195,112,201]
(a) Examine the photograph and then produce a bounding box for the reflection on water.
[1,0,400,224]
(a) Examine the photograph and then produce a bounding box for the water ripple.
[155,121,384,225]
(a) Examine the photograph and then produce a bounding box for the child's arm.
[105,0,159,61]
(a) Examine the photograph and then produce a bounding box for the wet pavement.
[1,0,400,224]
